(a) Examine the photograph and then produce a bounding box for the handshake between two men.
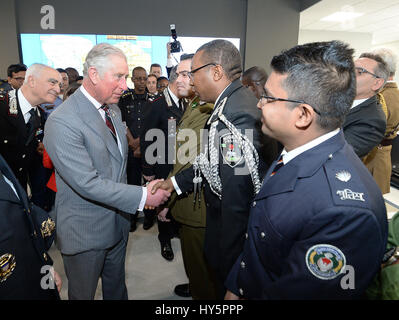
[144,178,175,210]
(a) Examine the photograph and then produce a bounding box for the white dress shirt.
[18,89,36,123]
[279,128,340,166]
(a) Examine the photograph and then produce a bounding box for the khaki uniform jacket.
[380,82,399,140]
[168,96,213,227]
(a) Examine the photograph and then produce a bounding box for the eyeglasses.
[355,67,381,79]
[259,93,321,116]
[188,63,216,79]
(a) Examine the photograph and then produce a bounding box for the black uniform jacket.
[140,88,184,179]
[343,95,386,158]
[174,79,267,282]
[0,154,58,300]
[0,90,45,188]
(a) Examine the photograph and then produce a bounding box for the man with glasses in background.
[225,40,388,300]
[0,64,27,93]
[343,53,388,158]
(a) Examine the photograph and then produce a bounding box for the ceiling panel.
[300,0,399,44]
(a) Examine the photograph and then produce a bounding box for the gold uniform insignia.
[41,218,55,238]
[0,253,16,282]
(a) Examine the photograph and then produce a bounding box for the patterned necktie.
[101,104,117,141]
[101,104,118,144]
[270,155,284,176]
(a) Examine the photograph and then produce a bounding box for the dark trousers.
[157,210,179,244]
[179,224,218,299]
[127,155,142,222]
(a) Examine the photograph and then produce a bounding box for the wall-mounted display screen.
[20,33,240,88]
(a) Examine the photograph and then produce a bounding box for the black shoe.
[161,242,174,261]
[143,214,154,230]
[130,215,137,232]
[174,283,191,297]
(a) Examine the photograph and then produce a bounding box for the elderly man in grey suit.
[44,43,170,300]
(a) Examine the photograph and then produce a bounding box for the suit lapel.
[74,90,122,163]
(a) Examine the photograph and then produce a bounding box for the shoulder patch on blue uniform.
[324,162,369,208]
[306,244,346,280]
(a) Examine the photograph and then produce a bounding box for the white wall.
[298,30,372,57]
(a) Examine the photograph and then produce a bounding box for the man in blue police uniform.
[225,41,388,300]
[0,154,60,299]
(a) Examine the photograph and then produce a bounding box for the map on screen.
[20,33,240,88]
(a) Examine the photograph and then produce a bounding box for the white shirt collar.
[350,98,368,109]
[18,89,34,116]
[168,87,179,106]
[80,85,102,110]
[280,129,340,165]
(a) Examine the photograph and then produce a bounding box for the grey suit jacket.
[44,88,143,255]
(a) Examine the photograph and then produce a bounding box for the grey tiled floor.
[49,216,191,300]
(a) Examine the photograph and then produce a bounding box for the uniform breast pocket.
[253,215,287,276]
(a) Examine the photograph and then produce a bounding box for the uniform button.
[261,232,266,238]
[328,154,333,159]
[43,253,48,261]
[138,118,140,120]
[245,233,248,239]
[18,168,23,172]
[4,140,8,143]
[240,261,246,269]
[239,288,244,296]
[252,201,256,207]
[22,154,26,158]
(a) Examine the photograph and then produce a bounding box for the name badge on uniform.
[220,133,242,168]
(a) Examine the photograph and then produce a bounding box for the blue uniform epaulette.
[324,152,369,208]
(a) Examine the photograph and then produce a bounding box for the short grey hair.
[372,48,397,77]
[83,43,126,77]
[24,63,50,83]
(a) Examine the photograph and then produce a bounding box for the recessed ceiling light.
[321,11,364,22]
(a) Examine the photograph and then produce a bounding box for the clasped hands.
[144,178,175,210]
